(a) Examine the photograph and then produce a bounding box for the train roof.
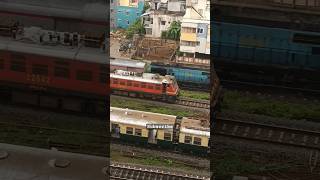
[0,143,107,180]
[0,0,107,23]
[110,107,210,136]
[110,58,146,69]
[111,70,175,84]
[110,107,176,127]
[0,36,107,64]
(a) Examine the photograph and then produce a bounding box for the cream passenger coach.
[110,107,210,156]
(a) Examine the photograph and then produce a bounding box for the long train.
[212,20,320,90]
[0,0,107,39]
[110,107,210,156]
[0,26,107,115]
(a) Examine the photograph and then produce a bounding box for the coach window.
[100,66,107,84]
[127,80,132,86]
[33,64,48,76]
[134,83,139,87]
[164,131,172,141]
[76,70,92,81]
[148,84,153,89]
[184,135,192,144]
[120,80,125,85]
[141,82,146,88]
[126,127,133,135]
[54,60,70,78]
[155,84,161,90]
[113,79,118,84]
[193,137,202,146]
[135,128,142,136]
[11,60,26,72]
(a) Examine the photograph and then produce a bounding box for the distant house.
[113,0,145,29]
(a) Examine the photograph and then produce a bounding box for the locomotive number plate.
[27,74,50,85]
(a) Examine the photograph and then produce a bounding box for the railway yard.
[0,0,320,179]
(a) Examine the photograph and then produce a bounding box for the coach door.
[148,129,157,144]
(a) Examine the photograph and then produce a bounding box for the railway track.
[215,118,320,150]
[176,97,210,109]
[109,163,210,180]
[221,79,320,97]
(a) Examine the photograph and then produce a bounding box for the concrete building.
[116,0,145,29]
[110,0,145,29]
[179,0,210,61]
[142,0,185,38]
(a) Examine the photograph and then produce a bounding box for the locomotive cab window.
[193,137,202,146]
[293,33,320,45]
[76,70,92,81]
[126,127,133,135]
[184,135,192,144]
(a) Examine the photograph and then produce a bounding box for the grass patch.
[222,90,320,120]
[180,90,210,100]
[111,150,204,173]
[214,151,290,179]
[111,98,195,117]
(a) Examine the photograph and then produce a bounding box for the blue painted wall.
[116,1,144,29]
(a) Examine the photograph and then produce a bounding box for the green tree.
[166,21,181,41]
[125,19,145,39]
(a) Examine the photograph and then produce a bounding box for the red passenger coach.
[0,28,107,114]
[110,70,179,102]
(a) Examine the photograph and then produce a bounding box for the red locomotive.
[110,70,180,102]
[0,26,107,114]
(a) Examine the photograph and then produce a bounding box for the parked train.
[110,70,180,102]
[0,0,107,45]
[212,21,320,88]
[0,26,107,114]
[110,58,210,90]
[110,107,210,156]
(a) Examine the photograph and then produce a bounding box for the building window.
[127,20,130,25]
[150,18,153,24]
[126,127,133,135]
[76,70,92,81]
[197,28,203,34]
[184,135,192,144]
[196,41,200,46]
[161,21,166,25]
[32,64,48,76]
[194,137,202,145]
[126,11,129,15]
[135,128,142,136]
